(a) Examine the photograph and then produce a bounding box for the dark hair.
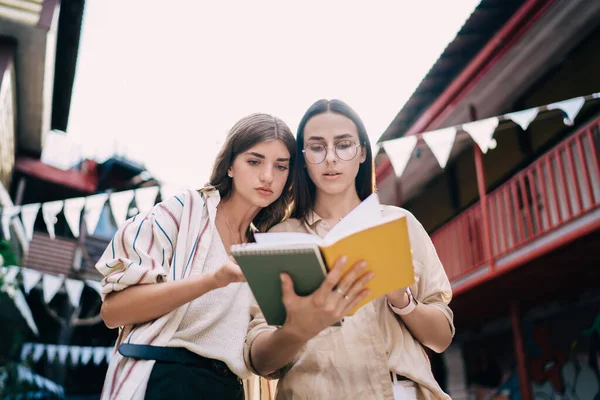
[208,113,296,237]
[292,99,375,221]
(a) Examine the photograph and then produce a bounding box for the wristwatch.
[388,287,417,316]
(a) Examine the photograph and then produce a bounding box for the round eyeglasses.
[302,140,362,164]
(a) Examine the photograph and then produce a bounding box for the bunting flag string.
[381,92,599,177]
[0,184,180,243]
[15,364,64,396]
[6,266,102,303]
[20,342,114,366]
[2,265,104,332]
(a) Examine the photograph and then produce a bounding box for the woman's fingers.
[344,270,374,300]
[332,268,374,311]
[320,256,348,290]
[342,288,371,316]
[334,260,368,295]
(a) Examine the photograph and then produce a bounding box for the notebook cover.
[233,245,327,326]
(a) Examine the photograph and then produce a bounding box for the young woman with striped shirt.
[96,113,296,400]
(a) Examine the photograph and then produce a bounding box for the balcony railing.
[432,117,600,283]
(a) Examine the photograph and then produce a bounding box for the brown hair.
[292,99,375,221]
[208,113,296,238]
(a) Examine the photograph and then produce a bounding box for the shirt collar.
[304,204,386,227]
[305,210,323,226]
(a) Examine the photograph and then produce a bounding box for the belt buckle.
[212,360,230,377]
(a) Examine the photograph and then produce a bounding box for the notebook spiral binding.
[231,246,317,256]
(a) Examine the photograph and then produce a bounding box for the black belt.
[118,344,237,379]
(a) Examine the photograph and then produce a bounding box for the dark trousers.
[145,361,244,400]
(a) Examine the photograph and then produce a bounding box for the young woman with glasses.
[244,100,455,400]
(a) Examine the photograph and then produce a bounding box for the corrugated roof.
[22,232,104,281]
[378,0,526,142]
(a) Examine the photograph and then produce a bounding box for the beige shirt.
[244,205,455,400]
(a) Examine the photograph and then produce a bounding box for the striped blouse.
[96,188,232,400]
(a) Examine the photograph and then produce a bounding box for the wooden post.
[469,105,495,268]
[511,301,532,400]
[394,179,403,207]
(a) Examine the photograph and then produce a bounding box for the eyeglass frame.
[302,140,363,164]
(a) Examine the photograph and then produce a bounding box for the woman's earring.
[228,171,233,178]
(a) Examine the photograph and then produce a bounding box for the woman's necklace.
[221,212,243,245]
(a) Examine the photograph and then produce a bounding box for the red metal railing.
[432,118,600,281]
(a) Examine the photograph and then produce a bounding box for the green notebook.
[232,244,328,326]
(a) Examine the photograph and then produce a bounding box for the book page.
[254,231,323,246]
[324,193,383,245]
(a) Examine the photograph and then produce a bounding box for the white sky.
[67,0,481,189]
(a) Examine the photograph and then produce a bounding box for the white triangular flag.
[58,345,69,364]
[13,289,39,335]
[463,117,500,154]
[4,266,20,283]
[85,280,102,297]
[42,201,64,238]
[64,197,85,238]
[64,279,85,308]
[20,204,40,241]
[69,346,81,365]
[85,193,109,235]
[93,347,106,365]
[547,97,585,125]
[109,190,134,226]
[135,186,160,214]
[32,343,45,362]
[422,127,457,169]
[506,108,539,131]
[42,274,64,304]
[1,206,20,240]
[20,343,33,360]
[105,347,113,363]
[16,365,29,381]
[80,347,93,365]
[382,135,418,177]
[21,268,42,294]
[371,142,380,156]
[46,344,57,363]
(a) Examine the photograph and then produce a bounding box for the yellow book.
[319,215,414,315]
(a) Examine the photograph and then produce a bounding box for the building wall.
[460,299,600,399]
[405,27,600,233]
